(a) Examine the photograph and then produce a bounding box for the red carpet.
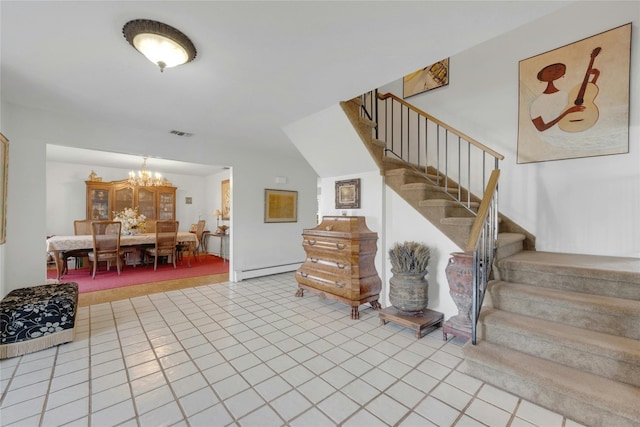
[48,255,229,293]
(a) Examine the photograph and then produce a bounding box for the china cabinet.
[86,180,176,221]
[295,216,382,319]
[86,182,112,220]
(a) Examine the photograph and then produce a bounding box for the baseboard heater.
[236,261,303,281]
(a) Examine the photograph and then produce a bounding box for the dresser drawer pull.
[334,281,346,288]
[307,240,317,246]
[300,272,308,278]
[310,258,318,263]
[336,243,346,250]
[336,263,346,269]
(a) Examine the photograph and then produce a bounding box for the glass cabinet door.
[114,186,134,214]
[88,188,110,220]
[137,188,155,220]
[158,191,175,220]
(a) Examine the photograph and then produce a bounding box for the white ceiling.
[46,145,224,176]
[1,1,570,175]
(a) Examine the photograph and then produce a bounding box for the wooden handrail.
[465,169,500,252]
[378,92,505,161]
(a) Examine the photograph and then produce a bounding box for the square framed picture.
[264,189,298,223]
[335,178,360,209]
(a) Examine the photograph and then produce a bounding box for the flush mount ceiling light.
[123,19,197,72]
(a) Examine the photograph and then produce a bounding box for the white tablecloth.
[46,232,197,252]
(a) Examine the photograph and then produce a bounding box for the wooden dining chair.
[195,219,206,256]
[88,221,122,279]
[177,219,204,265]
[145,220,179,271]
[62,219,93,274]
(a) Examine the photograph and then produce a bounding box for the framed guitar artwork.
[517,23,631,163]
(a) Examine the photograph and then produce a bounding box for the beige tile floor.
[0,273,585,426]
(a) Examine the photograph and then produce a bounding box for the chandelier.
[128,158,169,187]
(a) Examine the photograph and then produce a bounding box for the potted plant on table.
[388,241,431,313]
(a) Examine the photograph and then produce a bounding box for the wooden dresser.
[295,216,382,319]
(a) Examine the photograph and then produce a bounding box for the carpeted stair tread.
[488,280,640,339]
[358,115,377,128]
[386,168,420,177]
[463,341,640,426]
[497,251,640,282]
[400,182,458,193]
[382,156,412,169]
[440,217,475,226]
[496,233,526,247]
[370,138,386,148]
[385,168,429,186]
[480,308,640,358]
[496,251,640,300]
[418,199,479,208]
[479,309,640,386]
[494,233,526,259]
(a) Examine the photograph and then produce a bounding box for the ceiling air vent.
[169,130,193,137]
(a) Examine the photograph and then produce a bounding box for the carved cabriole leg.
[351,306,359,320]
[370,300,381,310]
[295,288,304,297]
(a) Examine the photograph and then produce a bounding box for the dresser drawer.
[302,236,354,254]
[303,257,353,277]
[304,248,352,266]
[296,271,353,299]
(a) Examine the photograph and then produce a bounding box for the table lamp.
[213,209,222,228]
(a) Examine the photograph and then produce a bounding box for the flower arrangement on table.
[113,207,146,235]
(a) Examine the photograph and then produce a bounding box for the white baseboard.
[235,262,302,281]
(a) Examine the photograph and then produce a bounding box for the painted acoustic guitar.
[558,47,601,133]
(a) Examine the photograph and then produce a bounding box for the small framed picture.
[403,58,450,98]
[335,178,360,209]
[264,189,298,223]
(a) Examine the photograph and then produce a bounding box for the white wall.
[204,169,231,257]
[384,190,460,318]
[231,154,317,280]
[380,1,640,258]
[285,104,379,178]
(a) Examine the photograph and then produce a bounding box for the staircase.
[466,252,640,426]
[340,95,534,252]
[340,95,640,426]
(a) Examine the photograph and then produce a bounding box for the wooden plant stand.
[379,307,444,339]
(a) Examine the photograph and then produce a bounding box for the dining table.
[46,232,198,280]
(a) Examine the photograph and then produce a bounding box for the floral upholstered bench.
[0,282,78,359]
